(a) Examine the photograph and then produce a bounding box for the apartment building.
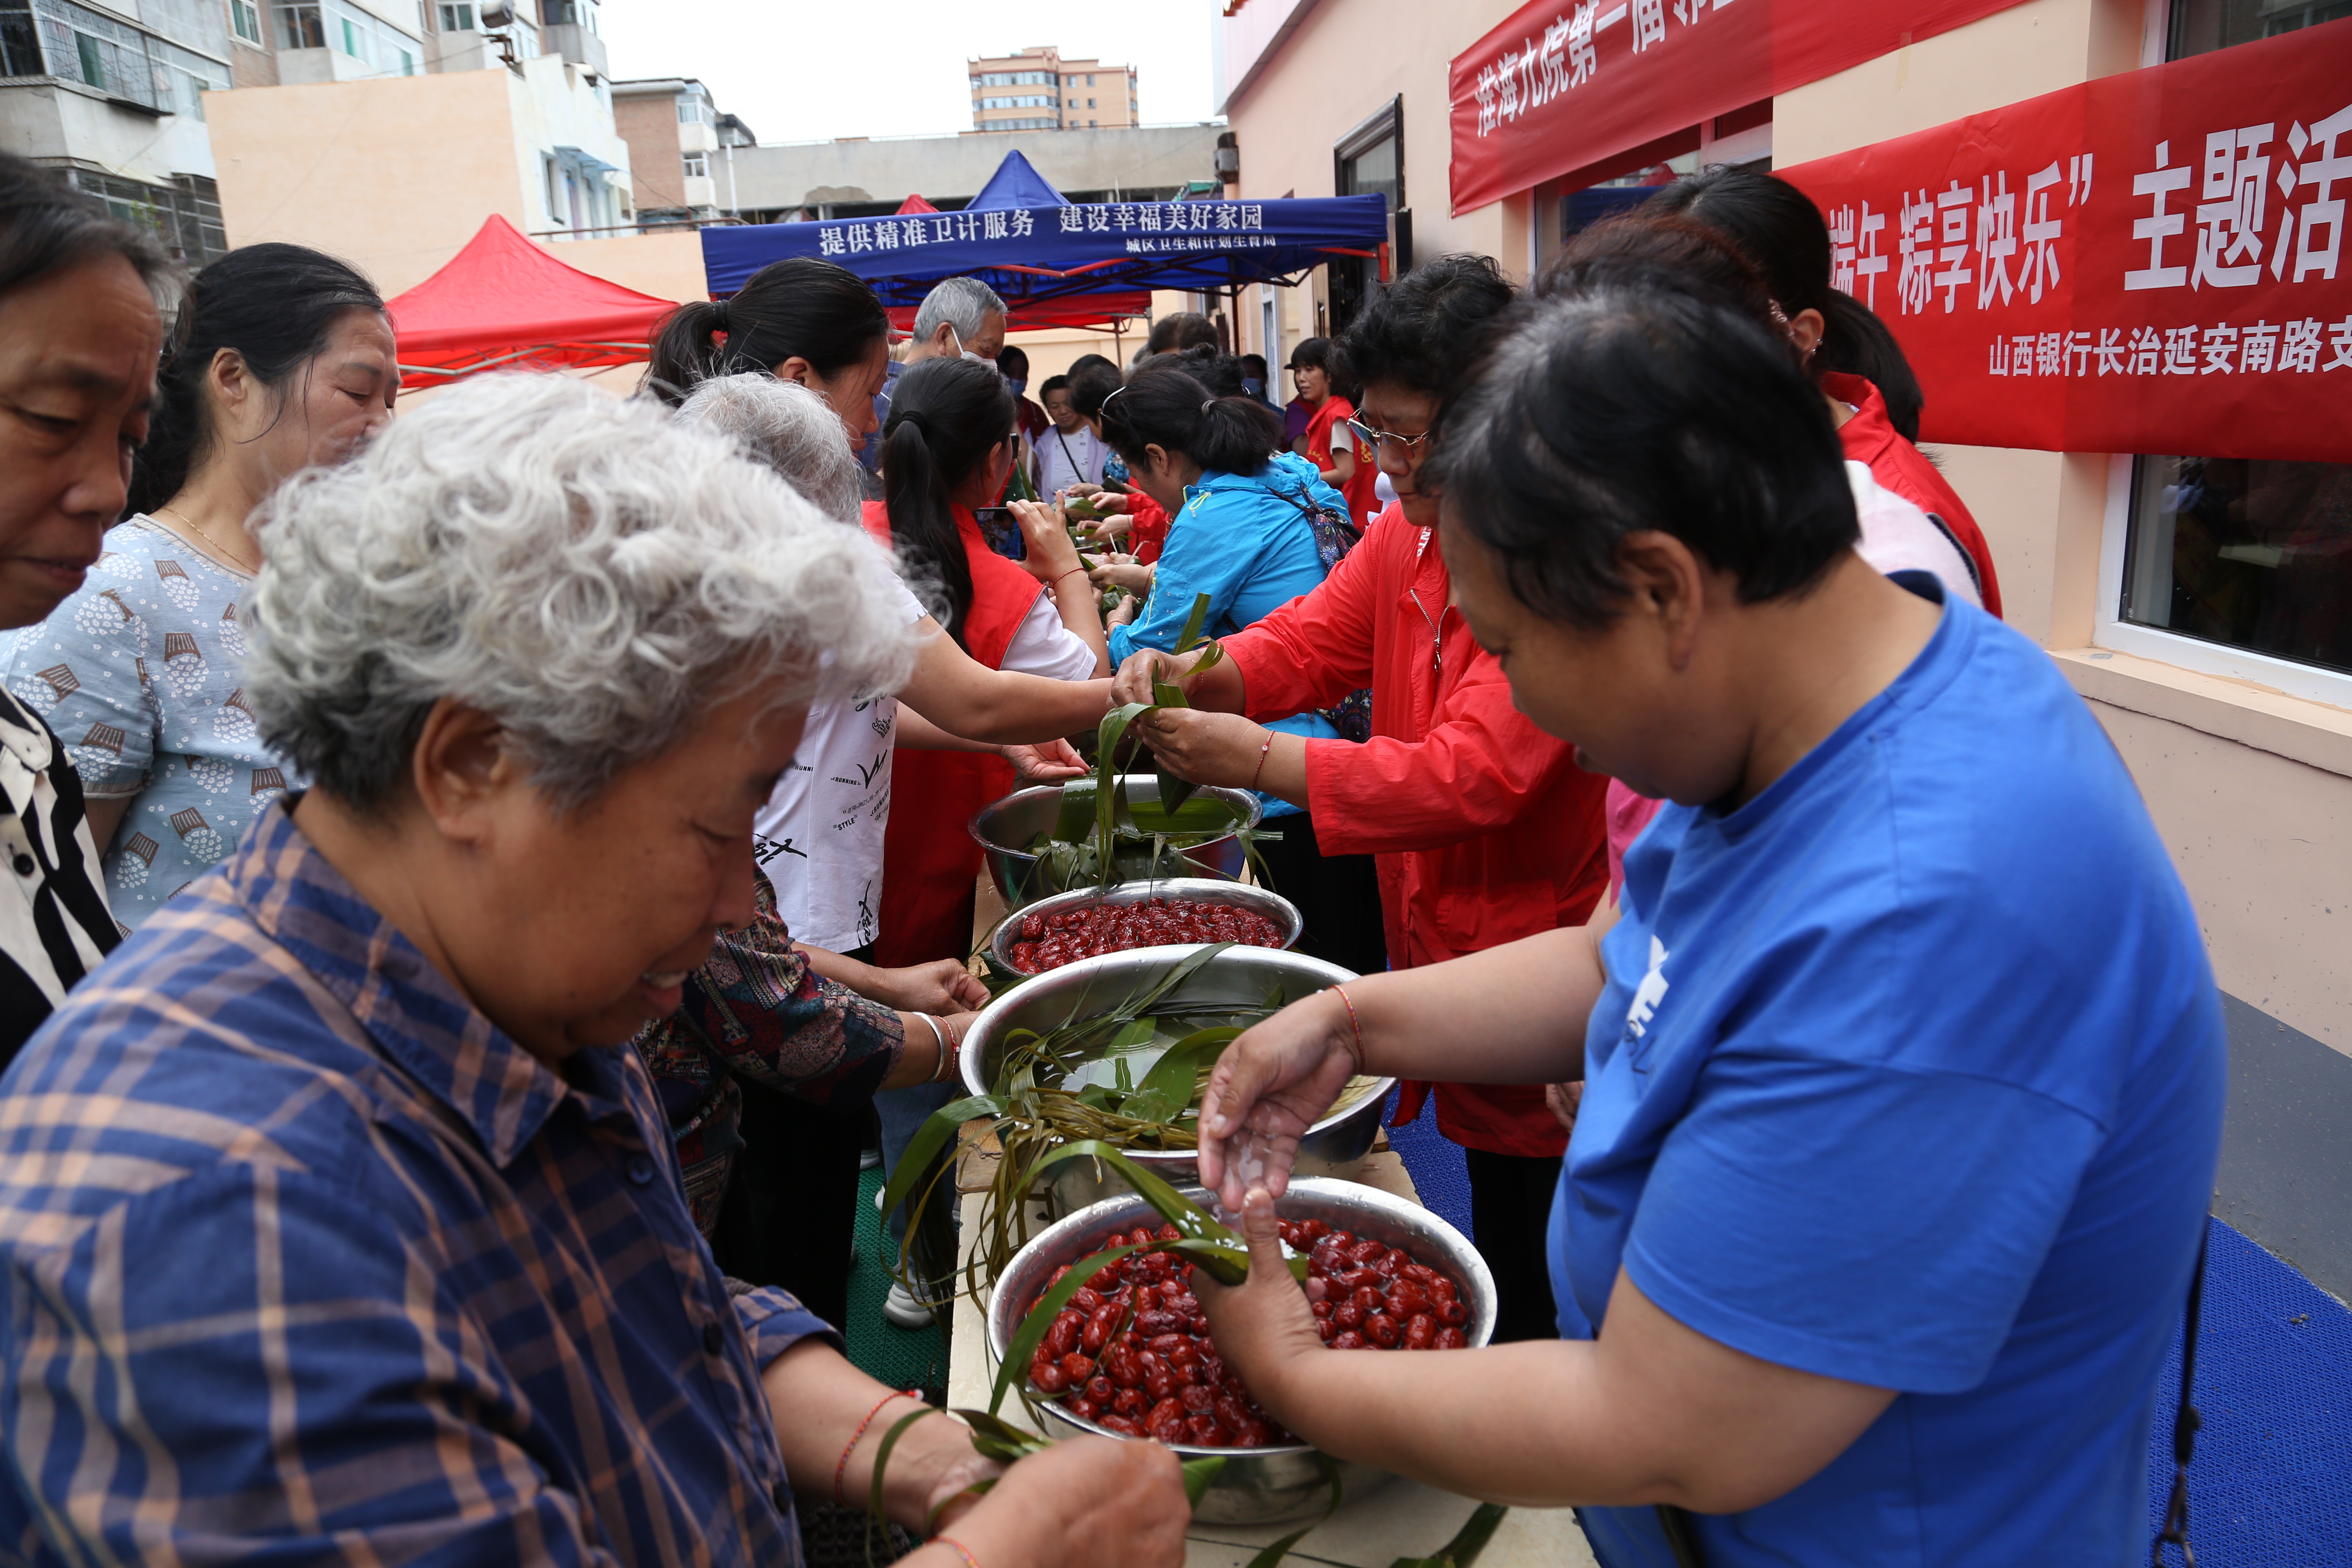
[968,44,1136,133]
[0,0,242,261]
[612,75,752,225]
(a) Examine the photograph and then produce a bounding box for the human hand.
[1130,708,1263,790]
[1108,643,1210,707]
[1010,499,1082,580]
[875,960,989,1016]
[1088,560,1155,594]
[1195,989,1361,1213]
[1191,1186,1326,1433]
[936,1432,1188,1568]
[1004,737,1088,782]
[1106,594,1140,628]
[1545,1080,1584,1134]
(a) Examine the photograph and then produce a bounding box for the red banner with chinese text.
[1778,20,2352,462]
[1447,0,2031,215]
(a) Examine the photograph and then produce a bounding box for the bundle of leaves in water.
[863,1142,1509,1568]
[882,944,1282,1302]
[1023,592,1278,897]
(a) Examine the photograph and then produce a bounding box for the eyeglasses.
[1344,415,1433,459]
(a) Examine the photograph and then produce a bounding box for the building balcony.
[539,21,604,75]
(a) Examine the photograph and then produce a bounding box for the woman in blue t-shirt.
[1183,273,2225,1567]
[1093,361,1385,975]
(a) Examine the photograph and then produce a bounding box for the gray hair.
[912,275,1006,346]
[675,373,864,524]
[242,375,917,815]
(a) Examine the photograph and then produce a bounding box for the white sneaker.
[859,1148,884,1171]
[882,1281,937,1329]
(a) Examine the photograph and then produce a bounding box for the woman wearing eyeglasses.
[1094,361,1386,976]
[1114,258,1610,1344]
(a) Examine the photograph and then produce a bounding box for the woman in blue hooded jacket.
[1095,362,1386,974]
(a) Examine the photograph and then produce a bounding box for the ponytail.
[1816,290,1924,442]
[646,256,889,408]
[1096,364,1283,478]
[645,298,732,406]
[879,355,1013,648]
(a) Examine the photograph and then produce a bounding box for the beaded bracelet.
[934,1535,981,1568]
[833,1389,918,1507]
[1250,727,1276,791]
[1331,984,1366,1078]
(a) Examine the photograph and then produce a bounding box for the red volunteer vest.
[863,501,1043,967]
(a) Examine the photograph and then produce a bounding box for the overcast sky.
[600,0,1220,145]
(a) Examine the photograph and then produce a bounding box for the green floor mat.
[843,1166,949,1397]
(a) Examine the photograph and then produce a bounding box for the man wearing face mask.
[861,275,1008,472]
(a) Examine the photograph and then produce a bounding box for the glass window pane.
[2125,456,2352,675]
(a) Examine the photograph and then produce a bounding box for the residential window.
[677,97,706,123]
[338,15,359,55]
[230,0,262,43]
[398,46,411,72]
[275,1,324,47]
[1087,97,1095,107]
[541,152,557,220]
[437,1,472,28]
[2115,0,2352,683]
[682,153,707,178]
[1086,73,1095,84]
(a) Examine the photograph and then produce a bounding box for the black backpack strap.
[2152,1225,2210,1566]
[1656,1504,1707,1568]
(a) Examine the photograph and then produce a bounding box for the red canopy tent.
[895,193,939,214]
[387,214,678,387]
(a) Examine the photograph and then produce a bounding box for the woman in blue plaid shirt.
[0,375,1185,1568]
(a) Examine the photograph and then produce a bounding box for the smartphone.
[974,505,1025,561]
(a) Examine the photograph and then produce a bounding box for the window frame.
[2092,0,2352,707]
[2095,454,2352,707]
[229,0,262,44]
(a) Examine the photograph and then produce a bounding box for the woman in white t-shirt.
[1035,374,1107,498]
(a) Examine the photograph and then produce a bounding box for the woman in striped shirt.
[0,154,171,1062]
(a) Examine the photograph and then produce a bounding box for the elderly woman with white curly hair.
[0,375,1187,1568]
[664,373,1109,1330]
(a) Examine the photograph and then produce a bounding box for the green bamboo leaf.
[864,1401,941,1568]
[1171,591,1216,655]
[989,1243,1139,1418]
[1181,1455,1228,1509]
[1190,638,1226,676]
[1013,1141,1308,1288]
[949,1407,1052,1461]
[1390,1503,1512,1568]
[1117,1025,1241,1126]
[879,1096,1002,1220]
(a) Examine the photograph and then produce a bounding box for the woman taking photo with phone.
[870,354,1107,971]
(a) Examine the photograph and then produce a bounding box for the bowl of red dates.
[986,1177,1494,1523]
[988,878,1303,977]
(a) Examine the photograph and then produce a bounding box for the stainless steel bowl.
[986,1178,1497,1525]
[987,878,1304,976]
[969,775,1262,912]
[961,944,1393,1213]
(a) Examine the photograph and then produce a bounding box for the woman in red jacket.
[1116,257,1608,1343]
[1648,166,2003,619]
[868,356,1108,974]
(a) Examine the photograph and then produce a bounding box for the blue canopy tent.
[699,149,1391,333]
